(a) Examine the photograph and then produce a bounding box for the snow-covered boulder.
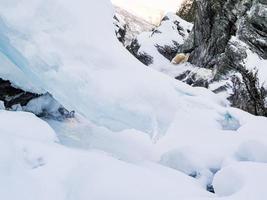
[127,13,193,67]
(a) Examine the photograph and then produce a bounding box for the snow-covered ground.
[1,95,267,200]
[0,0,267,199]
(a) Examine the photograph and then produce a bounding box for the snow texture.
[0,1,267,200]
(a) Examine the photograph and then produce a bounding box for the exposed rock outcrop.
[177,0,197,22]
[0,78,75,120]
[179,0,267,116]
[126,39,154,65]
[114,1,266,116]
[126,13,193,67]
[113,6,155,46]
[182,0,266,68]
[0,78,39,109]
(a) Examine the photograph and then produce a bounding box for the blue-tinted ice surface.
[220,113,241,131]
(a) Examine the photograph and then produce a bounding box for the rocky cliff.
[177,0,197,22]
[117,0,266,116]
[179,0,267,116]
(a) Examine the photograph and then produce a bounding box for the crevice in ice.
[206,184,215,193]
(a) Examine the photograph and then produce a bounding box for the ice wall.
[0,0,182,137]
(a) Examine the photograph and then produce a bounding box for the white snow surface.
[0,1,267,200]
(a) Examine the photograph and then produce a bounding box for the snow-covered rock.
[114,6,155,46]
[24,93,75,120]
[179,0,267,116]
[0,78,74,120]
[127,12,193,67]
[124,0,267,117]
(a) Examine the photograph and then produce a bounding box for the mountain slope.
[114,6,155,46]
[0,0,267,200]
[124,0,267,117]
[127,13,193,72]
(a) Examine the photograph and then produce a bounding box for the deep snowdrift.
[0,0,267,200]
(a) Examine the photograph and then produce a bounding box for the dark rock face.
[0,78,39,108]
[155,41,180,61]
[175,70,209,88]
[0,78,75,120]
[177,0,197,22]
[126,39,154,65]
[229,70,267,116]
[180,0,267,116]
[183,0,250,68]
[114,15,127,44]
[182,0,266,69]
[238,1,267,59]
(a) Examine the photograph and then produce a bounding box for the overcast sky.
[112,0,184,24]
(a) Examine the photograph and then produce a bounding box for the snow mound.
[0,110,57,143]
[235,141,267,163]
[0,110,214,200]
[213,163,267,199]
[213,165,245,196]
[160,148,219,188]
